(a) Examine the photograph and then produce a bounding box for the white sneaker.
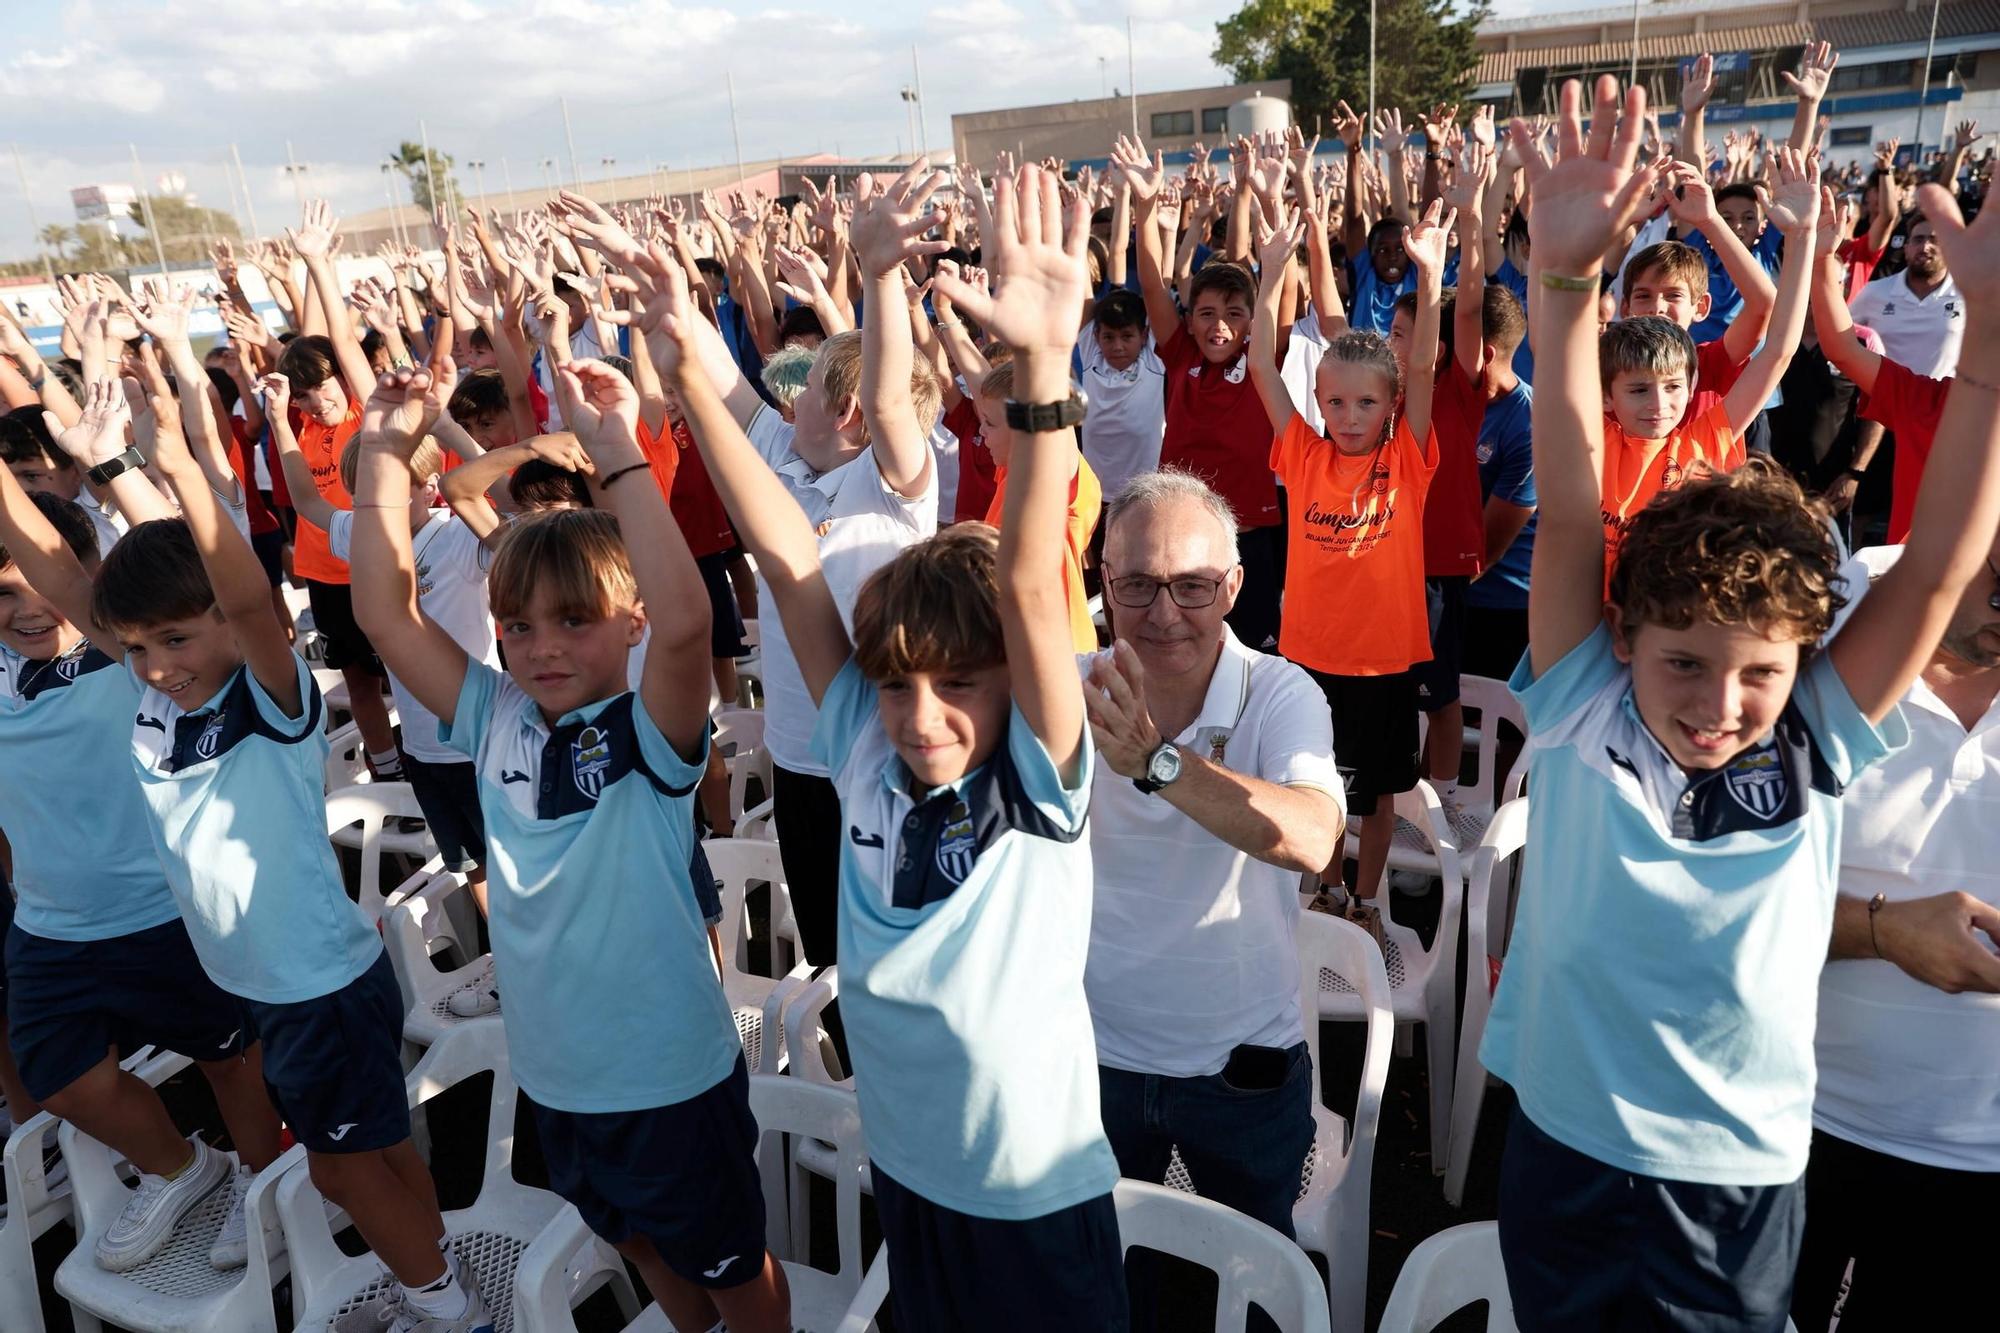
[95,1135,229,1272]
[445,982,499,1018]
[332,1269,495,1333]
[1437,794,1486,847]
[208,1162,265,1270]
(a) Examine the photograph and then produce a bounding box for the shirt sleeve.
[1490,418,1537,508]
[809,656,881,778]
[325,508,354,563]
[1268,414,1309,483]
[1859,360,1947,453]
[1510,622,1625,735]
[1847,280,1885,327]
[245,650,323,736]
[1794,645,1909,788]
[439,658,506,760]
[1003,705,1094,834]
[1694,402,1743,468]
[630,691,708,794]
[746,404,795,470]
[1258,664,1346,805]
[1695,338,1746,397]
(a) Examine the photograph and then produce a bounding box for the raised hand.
[130,283,199,352]
[1814,184,1856,255]
[849,158,948,278]
[257,371,291,419]
[1957,119,1982,152]
[1511,76,1662,276]
[1422,102,1460,149]
[1403,198,1457,281]
[45,379,132,468]
[1915,179,2000,304]
[551,190,642,265]
[1764,145,1820,234]
[1874,137,1900,173]
[1782,40,1839,102]
[1374,107,1408,153]
[1331,100,1365,151]
[1444,141,1494,215]
[1664,160,1720,226]
[360,367,441,457]
[1108,135,1165,203]
[1681,52,1715,115]
[224,306,273,352]
[1254,197,1304,275]
[288,198,340,261]
[1468,105,1497,150]
[554,359,640,460]
[930,163,1089,357]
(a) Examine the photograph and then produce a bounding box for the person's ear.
[835,393,863,436]
[1693,290,1713,320]
[1219,562,1246,613]
[1605,602,1633,662]
[626,599,649,647]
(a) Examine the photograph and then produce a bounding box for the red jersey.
[1860,359,1950,544]
[1158,322,1279,529]
[945,398,998,524]
[1422,362,1487,577]
[1685,337,1745,428]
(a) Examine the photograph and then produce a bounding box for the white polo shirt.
[746,404,937,775]
[1848,269,1965,379]
[1817,546,2000,1171]
[1083,629,1345,1077]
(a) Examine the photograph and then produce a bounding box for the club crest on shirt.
[1194,726,1232,766]
[1475,440,1494,464]
[571,725,612,802]
[1224,354,1247,384]
[1372,459,1391,496]
[1723,748,1788,820]
[1662,460,1684,488]
[193,714,225,761]
[935,800,976,885]
[56,654,84,681]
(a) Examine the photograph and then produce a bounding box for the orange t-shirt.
[984,453,1104,653]
[291,401,364,584]
[1270,415,1437,676]
[1599,401,1743,573]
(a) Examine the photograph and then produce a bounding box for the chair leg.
[68,1307,105,1333]
[1424,1012,1454,1172]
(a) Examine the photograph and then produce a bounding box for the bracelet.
[1867,891,1887,958]
[1539,271,1599,293]
[598,461,650,489]
[27,370,46,391]
[1954,369,2000,394]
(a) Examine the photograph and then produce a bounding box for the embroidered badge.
[935,800,976,885]
[571,725,612,801]
[1224,355,1247,384]
[1723,748,1788,820]
[1662,460,1683,488]
[1372,459,1391,496]
[56,655,83,681]
[193,714,225,761]
[1193,726,1232,765]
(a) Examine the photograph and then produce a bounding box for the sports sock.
[368,747,406,777]
[160,1142,198,1181]
[1433,778,1459,805]
[403,1265,469,1320]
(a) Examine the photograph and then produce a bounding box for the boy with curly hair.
[1484,80,2000,1329]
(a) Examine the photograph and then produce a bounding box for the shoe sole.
[94,1162,229,1273]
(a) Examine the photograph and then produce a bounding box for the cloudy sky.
[0,0,1541,259]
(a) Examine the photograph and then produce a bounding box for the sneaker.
[1437,794,1486,847]
[208,1162,258,1270]
[405,1265,494,1333]
[330,1287,406,1333]
[1305,883,1348,916]
[1389,868,1434,895]
[445,982,500,1018]
[1344,898,1389,956]
[94,1135,229,1273]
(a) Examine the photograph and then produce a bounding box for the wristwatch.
[1134,741,1183,795]
[1004,390,1089,433]
[86,447,146,488]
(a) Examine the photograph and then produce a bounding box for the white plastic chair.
[703,838,815,1074]
[1454,675,1528,840]
[1443,797,1530,1207]
[1319,781,1465,1172]
[324,784,441,922]
[280,1022,623,1333]
[1374,1222,1518,1333]
[323,721,370,789]
[52,1049,294,1333]
[380,869,493,1055]
[712,708,773,829]
[514,1076,872,1333]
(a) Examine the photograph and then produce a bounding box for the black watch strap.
[86,447,145,488]
[1004,393,1086,433]
[1844,467,1869,481]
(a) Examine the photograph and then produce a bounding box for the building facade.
[951,80,1292,166]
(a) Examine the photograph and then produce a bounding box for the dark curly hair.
[1610,457,1845,642]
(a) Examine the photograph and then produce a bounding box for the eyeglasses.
[1105,573,1227,610]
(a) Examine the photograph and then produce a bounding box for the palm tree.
[36,223,71,264]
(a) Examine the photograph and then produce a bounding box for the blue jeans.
[1099,1043,1316,1332]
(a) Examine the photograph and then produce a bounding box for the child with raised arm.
[1248,195,1449,940]
[1485,77,2000,1328]
[663,166,1126,1331]
[348,362,789,1333]
[0,387,283,1276]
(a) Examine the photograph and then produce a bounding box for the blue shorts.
[1410,575,1467,712]
[6,919,252,1102]
[243,948,410,1154]
[527,1054,765,1289]
[687,838,724,928]
[401,753,487,874]
[871,1168,1128,1332]
[696,550,747,660]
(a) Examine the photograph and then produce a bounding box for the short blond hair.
[851,523,1005,679]
[487,509,637,624]
[975,359,1015,403]
[338,436,444,495]
[816,330,943,443]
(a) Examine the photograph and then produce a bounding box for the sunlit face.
[790,358,865,475]
[465,412,519,452]
[498,584,644,721]
[1623,267,1710,328]
[974,396,1013,470]
[0,563,85,660]
[294,375,349,428]
[1101,496,1243,680]
[1386,306,1449,385]
[1095,320,1144,372]
[1904,220,1946,281]
[7,455,79,500]
[458,334,500,373]
[1605,368,1691,440]
[116,608,242,707]
[1718,196,1765,247]
[1939,544,2000,668]
[1369,228,1408,285]
[1610,613,1803,771]
[1316,359,1398,454]
[874,663,1011,793]
[1187,289,1251,364]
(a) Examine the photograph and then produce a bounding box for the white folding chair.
[515,1078,873,1333]
[1444,797,1530,1207]
[52,1050,294,1333]
[703,838,815,1074]
[280,1023,622,1333]
[380,869,493,1056]
[324,784,441,922]
[1318,781,1465,1171]
[1374,1222,1518,1333]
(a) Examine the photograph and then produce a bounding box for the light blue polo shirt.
[441,661,739,1114]
[814,658,1118,1220]
[129,652,381,1004]
[1481,626,1905,1185]
[0,643,180,941]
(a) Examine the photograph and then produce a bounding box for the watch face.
[1149,744,1181,784]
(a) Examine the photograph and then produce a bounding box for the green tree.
[126,195,243,264]
[391,141,459,214]
[1215,0,1487,138]
[36,223,72,264]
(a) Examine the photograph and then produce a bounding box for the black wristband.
[1845,467,1869,482]
[599,461,650,489]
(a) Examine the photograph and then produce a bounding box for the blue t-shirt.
[129,654,381,1004]
[1348,250,1461,335]
[0,643,180,941]
[1687,225,1784,345]
[1493,259,1534,385]
[1481,628,1905,1185]
[442,662,737,1114]
[814,658,1117,1220]
[1466,381,1535,613]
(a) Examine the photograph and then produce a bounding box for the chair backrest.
[325,782,436,921]
[324,720,369,789]
[380,868,481,1016]
[746,1076,869,1311]
[1457,675,1526,815]
[1465,798,1530,1009]
[1296,911,1395,1155]
[714,709,773,826]
[702,837,788,975]
[1113,1180,1332,1332]
[1374,1222,1518,1333]
[1376,782,1467,953]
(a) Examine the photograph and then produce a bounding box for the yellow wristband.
[1539,271,1600,293]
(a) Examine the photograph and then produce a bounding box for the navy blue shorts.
[1308,667,1420,810]
[696,551,746,660]
[401,754,486,873]
[6,919,252,1102]
[243,948,410,1154]
[1410,575,1467,712]
[1498,1110,1804,1332]
[687,838,724,929]
[526,1054,766,1289]
[872,1168,1128,1332]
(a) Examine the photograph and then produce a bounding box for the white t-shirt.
[1609,212,1674,311]
[1817,546,2000,1171]
[928,408,962,531]
[1083,630,1345,1077]
[76,490,125,557]
[1848,269,1965,379]
[1277,310,1328,436]
[745,405,938,774]
[328,509,500,764]
[1078,324,1166,502]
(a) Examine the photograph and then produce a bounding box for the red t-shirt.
[667,420,736,559]
[1861,359,1951,544]
[1685,337,1745,427]
[1159,322,1279,529]
[227,417,278,536]
[1422,363,1487,577]
[1838,235,1888,297]
[945,398,997,524]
